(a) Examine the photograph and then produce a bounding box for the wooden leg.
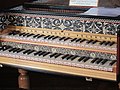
[118,82,120,90]
[18,69,30,90]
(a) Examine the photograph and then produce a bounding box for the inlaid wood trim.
[0,56,117,81]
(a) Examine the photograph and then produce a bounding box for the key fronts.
[7,30,116,47]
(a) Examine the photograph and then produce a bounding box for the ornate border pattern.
[8,13,120,35]
[0,13,7,30]
[0,12,120,35]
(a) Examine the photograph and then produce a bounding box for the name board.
[69,0,98,7]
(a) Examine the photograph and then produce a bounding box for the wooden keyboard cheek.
[0,56,116,81]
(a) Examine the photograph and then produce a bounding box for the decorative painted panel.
[0,13,7,30]
[1,12,120,35]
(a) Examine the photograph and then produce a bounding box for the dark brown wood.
[0,0,30,9]
[117,31,120,89]
[98,0,120,7]
[117,33,120,75]
[118,83,120,89]
[32,0,120,7]
[18,69,30,90]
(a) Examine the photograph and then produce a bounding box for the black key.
[37,51,44,56]
[71,38,77,42]
[47,35,54,40]
[0,47,3,50]
[91,40,98,44]
[2,45,7,47]
[8,48,15,52]
[44,35,51,39]
[8,31,14,35]
[38,51,46,56]
[12,48,19,53]
[70,55,79,61]
[66,55,74,60]
[42,52,51,57]
[104,41,111,46]
[24,49,34,54]
[0,48,5,51]
[14,31,20,35]
[59,37,66,41]
[27,50,35,55]
[2,46,12,51]
[0,45,3,48]
[16,49,25,53]
[99,41,106,45]
[109,42,115,46]
[9,48,17,52]
[80,39,86,43]
[82,57,90,62]
[63,54,71,60]
[33,34,40,38]
[34,51,42,56]
[91,58,98,63]
[100,59,108,65]
[86,40,94,44]
[43,35,50,39]
[50,53,58,58]
[23,49,31,54]
[61,54,69,59]
[76,38,81,42]
[12,48,20,53]
[13,48,21,52]
[78,56,86,62]
[22,33,30,37]
[8,33,13,35]
[0,46,4,50]
[52,36,59,40]
[8,30,20,35]
[1,47,8,51]
[14,31,20,34]
[27,33,35,37]
[54,53,62,58]
[19,33,28,37]
[109,60,116,66]
[95,58,103,64]
[37,34,45,38]
[19,33,26,36]
[64,37,71,41]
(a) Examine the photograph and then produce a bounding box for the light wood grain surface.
[0,56,116,81]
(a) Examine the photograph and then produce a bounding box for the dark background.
[0,65,119,90]
[0,0,120,9]
[0,0,30,9]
